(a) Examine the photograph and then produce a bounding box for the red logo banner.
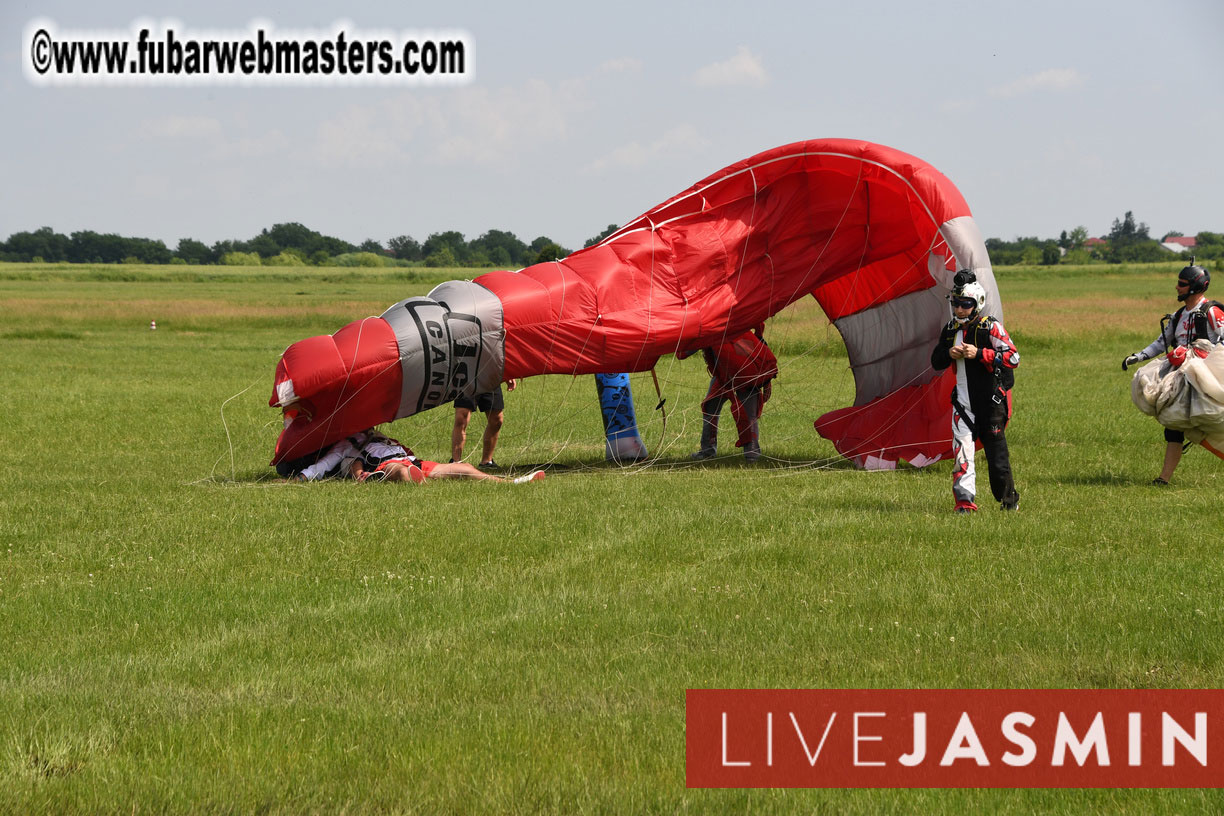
[686,690,1224,788]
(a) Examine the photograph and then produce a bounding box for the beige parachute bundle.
[1131,341,1224,454]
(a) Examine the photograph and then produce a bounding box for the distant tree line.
[0,222,585,268]
[987,212,1222,266]
[1,213,1218,267]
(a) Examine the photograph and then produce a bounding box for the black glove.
[1122,353,1141,371]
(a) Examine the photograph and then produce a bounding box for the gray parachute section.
[832,215,1002,406]
[380,280,506,420]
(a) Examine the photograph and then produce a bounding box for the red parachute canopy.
[271,138,999,467]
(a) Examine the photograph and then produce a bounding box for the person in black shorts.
[451,380,517,468]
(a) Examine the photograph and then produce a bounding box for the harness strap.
[951,392,977,437]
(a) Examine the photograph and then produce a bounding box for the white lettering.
[898,712,926,766]
[1001,711,1036,766]
[1053,712,1109,766]
[1162,712,1207,766]
[767,712,773,767]
[790,712,837,766]
[854,712,885,767]
[721,712,750,767]
[940,712,990,766]
[1129,712,1142,766]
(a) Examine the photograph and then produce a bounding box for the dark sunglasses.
[951,297,977,309]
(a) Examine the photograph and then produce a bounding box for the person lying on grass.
[296,429,544,484]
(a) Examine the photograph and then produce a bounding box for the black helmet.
[1177,264,1209,301]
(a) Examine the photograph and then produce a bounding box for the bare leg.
[1158,441,1183,483]
[428,462,506,482]
[451,407,472,462]
[481,409,504,465]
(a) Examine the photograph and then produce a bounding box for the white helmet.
[950,281,986,325]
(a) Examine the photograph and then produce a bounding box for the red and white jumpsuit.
[931,314,1020,511]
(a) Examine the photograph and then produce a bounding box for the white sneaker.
[512,470,546,484]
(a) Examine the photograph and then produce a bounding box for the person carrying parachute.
[1124,263,1224,483]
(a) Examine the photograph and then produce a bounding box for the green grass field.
[2,260,1222,814]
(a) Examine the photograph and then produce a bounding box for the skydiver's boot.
[691,410,718,459]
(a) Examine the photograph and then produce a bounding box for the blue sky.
[2,0,1222,252]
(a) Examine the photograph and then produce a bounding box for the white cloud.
[432,80,571,165]
[990,68,1085,98]
[146,115,223,139]
[222,129,291,160]
[301,78,581,170]
[141,115,290,163]
[308,103,417,169]
[581,124,710,174]
[598,57,643,74]
[693,46,768,88]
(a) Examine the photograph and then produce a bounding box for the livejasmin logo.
[685,690,1223,788]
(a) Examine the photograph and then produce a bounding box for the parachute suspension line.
[196,378,264,486]
[217,380,258,482]
[643,214,685,466]
[649,366,668,458]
